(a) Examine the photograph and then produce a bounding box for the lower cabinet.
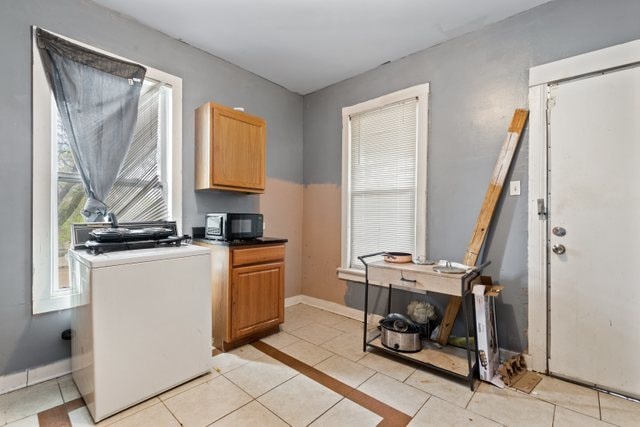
[231,261,284,340]
[195,241,285,351]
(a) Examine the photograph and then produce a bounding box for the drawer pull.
[400,276,417,283]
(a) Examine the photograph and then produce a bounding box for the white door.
[547,65,640,397]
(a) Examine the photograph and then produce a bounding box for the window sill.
[337,267,382,286]
[33,292,74,314]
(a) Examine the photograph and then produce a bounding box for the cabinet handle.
[400,277,417,283]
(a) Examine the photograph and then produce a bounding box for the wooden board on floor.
[513,371,543,394]
[436,109,529,345]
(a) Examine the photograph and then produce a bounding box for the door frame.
[527,39,640,373]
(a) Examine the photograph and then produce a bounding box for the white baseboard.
[27,358,71,386]
[286,294,380,322]
[0,358,71,395]
[0,370,28,395]
[284,295,303,307]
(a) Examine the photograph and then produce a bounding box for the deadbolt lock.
[552,226,566,237]
[552,244,566,255]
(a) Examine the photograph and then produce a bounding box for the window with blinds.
[348,98,418,269]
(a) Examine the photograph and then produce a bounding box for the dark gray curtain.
[36,28,147,221]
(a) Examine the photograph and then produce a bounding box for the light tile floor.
[1,303,639,426]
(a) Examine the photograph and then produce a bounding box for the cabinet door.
[230,261,284,340]
[212,107,265,192]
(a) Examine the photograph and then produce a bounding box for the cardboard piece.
[472,276,504,384]
[497,354,527,386]
[495,353,543,393]
[513,371,543,393]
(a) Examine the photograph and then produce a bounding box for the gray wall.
[303,0,640,352]
[0,0,302,375]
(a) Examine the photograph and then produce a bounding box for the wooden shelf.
[367,335,475,378]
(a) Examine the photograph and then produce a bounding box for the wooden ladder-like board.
[435,109,529,346]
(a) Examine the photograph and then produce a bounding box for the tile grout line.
[253,399,292,427]
[210,372,301,426]
[305,397,346,427]
[221,359,298,401]
[598,391,602,420]
[464,386,477,410]
[203,400,251,427]
[462,386,509,426]
[223,368,304,417]
[160,397,183,426]
[409,394,433,425]
[525,392,603,420]
[251,340,413,427]
[31,380,73,427]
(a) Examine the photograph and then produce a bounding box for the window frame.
[31,28,183,314]
[337,83,429,282]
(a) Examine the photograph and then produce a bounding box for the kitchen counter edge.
[193,237,288,247]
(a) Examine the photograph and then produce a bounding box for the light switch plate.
[509,180,521,196]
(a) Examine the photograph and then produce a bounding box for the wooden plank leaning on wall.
[436,109,529,345]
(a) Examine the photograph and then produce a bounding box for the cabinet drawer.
[232,245,285,267]
[368,266,463,296]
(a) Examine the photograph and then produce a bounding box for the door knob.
[552,244,566,255]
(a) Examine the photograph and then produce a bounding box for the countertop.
[193,237,288,247]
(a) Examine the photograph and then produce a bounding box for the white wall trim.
[27,358,72,386]
[527,85,549,373]
[284,295,303,307]
[285,294,367,321]
[529,38,640,86]
[0,358,71,395]
[0,371,28,395]
[527,39,640,374]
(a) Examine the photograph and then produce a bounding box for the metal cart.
[359,252,490,390]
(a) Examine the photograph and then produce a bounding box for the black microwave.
[205,213,263,241]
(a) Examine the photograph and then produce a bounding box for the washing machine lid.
[68,245,210,269]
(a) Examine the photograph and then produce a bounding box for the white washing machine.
[68,245,211,422]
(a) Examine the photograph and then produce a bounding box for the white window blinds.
[349,97,418,269]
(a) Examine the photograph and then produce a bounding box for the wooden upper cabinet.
[195,102,266,193]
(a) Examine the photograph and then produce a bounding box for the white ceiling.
[94,0,551,94]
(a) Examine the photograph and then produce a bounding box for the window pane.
[105,83,168,222]
[57,115,78,174]
[349,98,418,269]
[57,181,86,289]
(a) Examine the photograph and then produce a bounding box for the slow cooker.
[379,313,422,352]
